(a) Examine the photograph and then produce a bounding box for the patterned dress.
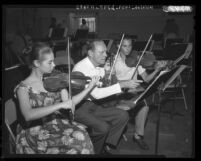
[14,82,94,154]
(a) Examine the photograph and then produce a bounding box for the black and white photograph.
[2,5,195,158]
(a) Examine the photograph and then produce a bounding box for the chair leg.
[123,134,128,142]
[170,91,176,119]
[152,93,155,104]
[181,88,188,110]
[9,136,15,154]
[122,125,128,142]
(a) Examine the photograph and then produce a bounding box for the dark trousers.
[74,100,129,154]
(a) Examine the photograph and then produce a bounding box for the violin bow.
[108,33,125,81]
[67,37,74,124]
[131,34,153,80]
[67,37,72,98]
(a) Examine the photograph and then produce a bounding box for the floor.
[114,76,194,158]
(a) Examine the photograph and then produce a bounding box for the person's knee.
[143,105,149,112]
[119,110,129,122]
[74,110,88,121]
[97,123,110,134]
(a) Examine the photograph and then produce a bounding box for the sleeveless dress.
[14,82,94,154]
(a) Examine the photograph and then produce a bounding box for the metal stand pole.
[155,88,162,155]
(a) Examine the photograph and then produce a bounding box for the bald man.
[73,40,140,154]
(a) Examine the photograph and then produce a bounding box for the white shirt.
[72,57,122,100]
[115,54,146,81]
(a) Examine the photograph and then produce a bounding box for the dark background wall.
[4,7,194,101]
[98,9,194,40]
[5,7,194,41]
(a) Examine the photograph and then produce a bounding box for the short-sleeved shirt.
[115,53,146,81]
[73,57,122,100]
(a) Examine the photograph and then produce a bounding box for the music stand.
[130,35,138,40]
[164,38,183,48]
[48,27,68,40]
[133,67,180,105]
[171,43,193,66]
[132,65,187,155]
[103,39,114,52]
[163,43,188,60]
[74,29,88,41]
[132,41,153,51]
[152,33,164,41]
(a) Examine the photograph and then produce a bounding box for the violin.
[43,69,91,94]
[101,54,118,87]
[125,51,157,70]
[101,34,125,87]
[43,67,119,95]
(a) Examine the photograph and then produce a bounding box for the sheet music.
[133,70,168,104]
[184,43,193,59]
[173,43,192,66]
[162,65,187,91]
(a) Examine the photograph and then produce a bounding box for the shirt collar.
[86,56,102,69]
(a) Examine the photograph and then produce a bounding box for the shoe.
[102,145,118,155]
[133,136,149,150]
[102,148,112,155]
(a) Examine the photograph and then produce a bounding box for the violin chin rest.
[116,104,131,111]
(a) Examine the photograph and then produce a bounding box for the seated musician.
[72,40,140,154]
[113,35,163,150]
[14,42,100,154]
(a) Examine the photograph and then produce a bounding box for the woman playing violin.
[112,34,165,150]
[14,42,100,154]
[114,35,163,82]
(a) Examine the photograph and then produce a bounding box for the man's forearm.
[90,83,122,99]
[145,69,160,82]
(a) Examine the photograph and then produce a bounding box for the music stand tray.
[162,65,187,91]
[134,65,186,105]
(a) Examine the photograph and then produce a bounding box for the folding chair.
[5,98,17,154]
[152,66,189,119]
[169,74,188,111]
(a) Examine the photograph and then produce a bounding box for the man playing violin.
[113,35,163,150]
[72,40,140,154]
